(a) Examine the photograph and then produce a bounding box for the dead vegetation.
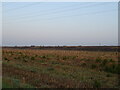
[2,48,119,88]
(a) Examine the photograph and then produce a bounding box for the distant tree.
[31,45,35,47]
[15,45,17,47]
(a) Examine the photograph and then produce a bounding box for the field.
[2,47,120,88]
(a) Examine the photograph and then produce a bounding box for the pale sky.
[2,2,118,46]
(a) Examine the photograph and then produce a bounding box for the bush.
[104,64,120,74]
[95,58,101,63]
[30,68,36,73]
[17,57,21,59]
[18,52,22,55]
[23,59,28,62]
[101,59,108,66]
[31,57,35,60]
[93,80,101,88]
[47,67,54,71]
[41,56,46,59]
[71,56,77,60]
[106,73,112,77]
[81,63,86,67]
[35,55,38,57]
[4,57,10,62]
[51,61,59,65]
[63,56,68,60]
[38,60,45,63]
[91,64,97,69]
[4,57,8,60]
[14,57,17,59]
[109,59,114,63]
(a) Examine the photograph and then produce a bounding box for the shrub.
[71,56,77,60]
[86,58,90,61]
[104,64,120,74]
[47,67,54,71]
[63,56,69,60]
[91,64,97,69]
[101,59,108,66]
[93,80,101,88]
[23,55,29,59]
[63,56,67,60]
[35,55,38,57]
[51,61,60,65]
[109,59,114,63]
[38,60,45,63]
[18,52,22,55]
[95,58,101,63]
[22,84,34,88]
[81,63,86,67]
[30,69,36,73]
[106,73,112,77]
[41,56,46,59]
[31,57,35,60]
[17,57,21,59]
[23,59,28,62]
[14,57,17,59]
[4,57,8,60]
[56,55,59,58]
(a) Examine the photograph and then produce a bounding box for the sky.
[2,2,118,46]
[0,2,2,47]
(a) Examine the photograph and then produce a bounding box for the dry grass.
[2,48,119,88]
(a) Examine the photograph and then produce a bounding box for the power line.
[4,2,91,18]
[4,8,117,24]
[5,2,111,22]
[46,9,117,21]
[4,2,43,12]
[4,0,72,12]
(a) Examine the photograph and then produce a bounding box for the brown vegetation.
[2,47,119,88]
